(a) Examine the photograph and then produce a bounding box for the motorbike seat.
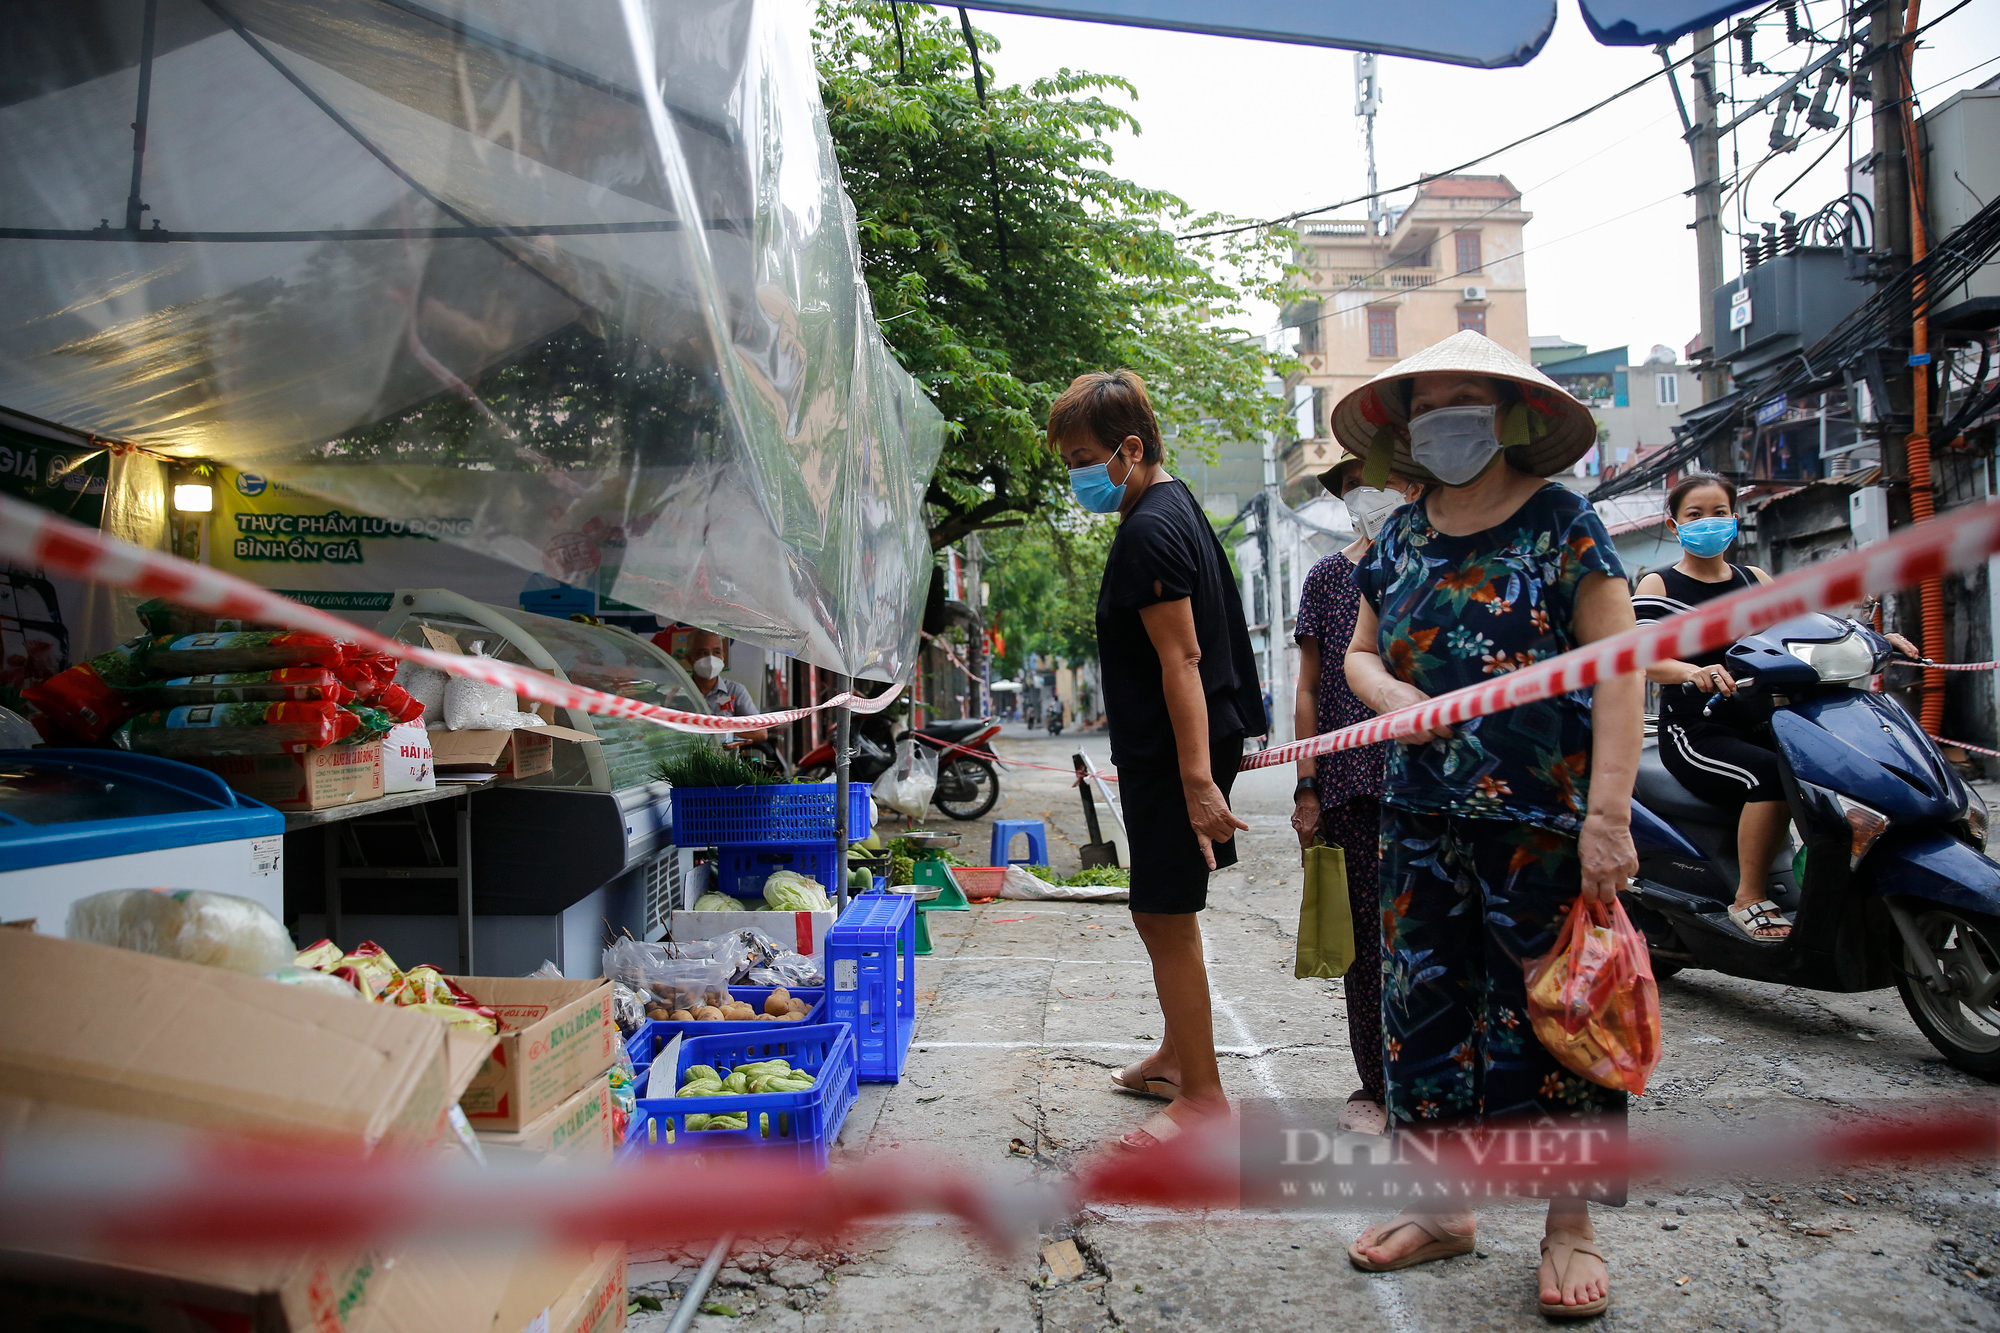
[1635,736,1737,829]
[918,717,991,743]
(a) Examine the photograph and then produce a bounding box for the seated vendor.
[685,629,767,741]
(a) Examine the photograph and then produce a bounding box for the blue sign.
[1756,396,1788,426]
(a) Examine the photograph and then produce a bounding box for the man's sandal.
[1346,1213,1475,1272]
[1538,1230,1610,1319]
[1728,899,1792,941]
[1110,1065,1180,1102]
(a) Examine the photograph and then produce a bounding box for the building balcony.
[1317,268,1441,292]
[1281,437,1341,491]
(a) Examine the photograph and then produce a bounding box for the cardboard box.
[500,1243,626,1333]
[0,929,456,1150]
[194,739,384,811]
[428,723,596,782]
[670,907,834,960]
[474,1071,616,1164]
[451,975,618,1131]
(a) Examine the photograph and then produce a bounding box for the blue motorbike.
[1624,612,2000,1079]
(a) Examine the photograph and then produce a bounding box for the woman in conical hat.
[1336,332,1641,1320]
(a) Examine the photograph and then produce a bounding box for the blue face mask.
[1069,453,1133,514]
[1676,515,1738,557]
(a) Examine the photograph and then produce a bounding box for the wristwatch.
[1293,777,1318,800]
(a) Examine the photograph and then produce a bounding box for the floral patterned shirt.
[1293,551,1387,807]
[1353,483,1626,833]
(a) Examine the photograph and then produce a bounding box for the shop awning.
[0,0,943,682]
[954,1,1767,66]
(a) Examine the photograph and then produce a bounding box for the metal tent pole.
[834,675,852,915]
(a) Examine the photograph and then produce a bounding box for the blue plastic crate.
[825,891,917,1083]
[671,782,873,847]
[621,1023,858,1172]
[626,987,827,1077]
[714,843,840,901]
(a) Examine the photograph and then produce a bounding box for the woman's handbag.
[1295,839,1356,979]
[1524,895,1662,1094]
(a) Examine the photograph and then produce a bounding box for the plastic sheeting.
[0,0,944,681]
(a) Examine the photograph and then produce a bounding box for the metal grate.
[643,848,686,939]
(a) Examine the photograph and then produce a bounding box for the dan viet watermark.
[1238,1101,1628,1210]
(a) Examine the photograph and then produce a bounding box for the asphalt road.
[630,724,2000,1333]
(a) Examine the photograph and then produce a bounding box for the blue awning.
[956,1,1767,66]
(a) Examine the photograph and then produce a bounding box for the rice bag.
[135,598,257,638]
[116,701,360,756]
[66,888,295,974]
[22,637,152,742]
[443,670,543,730]
[147,631,352,675]
[141,669,357,707]
[394,660,449,719]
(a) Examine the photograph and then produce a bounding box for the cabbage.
[762,870,831,911]
[691,892,742,912]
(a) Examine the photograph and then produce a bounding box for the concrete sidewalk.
[630,729,2000,1332]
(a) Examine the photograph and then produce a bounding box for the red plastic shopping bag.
[1524,895,1662,1095]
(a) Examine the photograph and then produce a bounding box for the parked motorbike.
[797,713,1004,821]
[1622,612,2000,1079]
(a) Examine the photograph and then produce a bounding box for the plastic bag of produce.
[116,700,361,756]
[147,631,353,675]
[67,888,294,974]
[871,737,936,820]
[394,660,450,719]
[142,668,357,707]
[1525,896,1662,1095]
[23,637,152,743]
[744,951,824,989]
[600,937,731,1013]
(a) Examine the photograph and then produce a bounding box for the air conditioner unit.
[1461,285,1488,302]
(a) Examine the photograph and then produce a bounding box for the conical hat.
[1328,330,1598,483]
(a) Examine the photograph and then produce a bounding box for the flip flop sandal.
[1112,1109,1187,1153]
[1110,1065,1181,1102]
[1728,899,1792,941]
[1336,1096,1389,1136]
[1346,1212,1475,1272]
[1538,1230,1610,1319]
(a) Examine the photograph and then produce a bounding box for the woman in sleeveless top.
[1632,473,1914,941]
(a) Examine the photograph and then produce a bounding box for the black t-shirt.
[1095,479,1265,766]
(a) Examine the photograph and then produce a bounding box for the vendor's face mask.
[1407,404,1503,486]
[692,654,725,679]
[1343,486,1404,541]
[1069,450,1134,514]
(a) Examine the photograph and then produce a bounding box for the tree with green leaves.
[816,2,1296,551]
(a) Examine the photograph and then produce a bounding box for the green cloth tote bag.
[1295,838,1356,979]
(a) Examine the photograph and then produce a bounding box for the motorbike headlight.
[1960,784,1990,851]
[1786,632,1878,684]
[1834,793,1890,869]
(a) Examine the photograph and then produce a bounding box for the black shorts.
[1660,719,1783,806]
[1118,733,1246,914]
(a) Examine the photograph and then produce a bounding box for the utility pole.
[1867,0,1913,483]
[1258,432,1282,741]
[1355,53,1384,234]
[1680,30,1728,411]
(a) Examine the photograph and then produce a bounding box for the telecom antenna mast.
[1354,52,1383,234]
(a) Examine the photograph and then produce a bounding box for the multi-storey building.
[1281,174,1534,500]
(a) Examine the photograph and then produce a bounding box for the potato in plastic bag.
[1524,896,1661,1095]
[67,888,294,975]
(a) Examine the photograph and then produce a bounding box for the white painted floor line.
[914,1039,1342,1055]
[921,956,1148,965]
[1204,925,1286,1100]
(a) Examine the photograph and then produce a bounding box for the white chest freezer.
[0,749,286,935]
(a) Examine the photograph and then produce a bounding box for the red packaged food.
[363,684,425,724]
[117,701,361,757]
[23,639,152,743]
[147,631,353,675]
[142,668,356,707]
[1525,896,1662,1095]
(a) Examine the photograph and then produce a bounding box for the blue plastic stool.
[989,818,1049,868]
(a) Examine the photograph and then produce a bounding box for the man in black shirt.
[1049,369,1262,1151]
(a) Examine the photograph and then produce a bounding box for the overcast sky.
[964,1,2000,359]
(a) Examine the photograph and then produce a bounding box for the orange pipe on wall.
[1901,0,1948,735]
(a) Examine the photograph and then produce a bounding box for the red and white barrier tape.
[1,1107,1990,1254]
[1241,497,2000,771]
[1914,659,2000,671]
[1938,737,2000,760]
[0,493,901,734]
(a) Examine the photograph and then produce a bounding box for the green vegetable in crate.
[684,1064,721,1084]
[685,1112,750,1132]
[691,892,742,912]
[762,870,831,911]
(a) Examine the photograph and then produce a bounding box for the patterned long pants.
[1378,810,1626,1145]
[1318,796,1386,1105]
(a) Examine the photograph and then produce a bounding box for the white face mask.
[1343,486,1404,541]
[693,654,725,680]
[1407,404,1503,486]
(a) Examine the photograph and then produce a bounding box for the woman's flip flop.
[1346,1212,1476,1272]
[1538,1230,1610,1319]
[1110,1064,1181,1102]
[1112,1109,1186,1153]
